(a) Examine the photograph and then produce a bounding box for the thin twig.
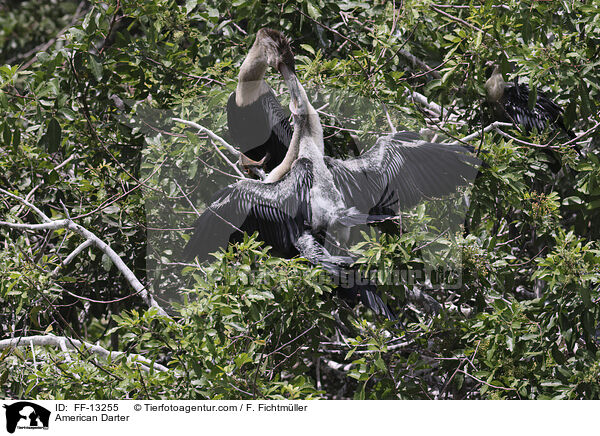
[457,369,516,391]
[172,117,247,179]
[431,5,508,59]
[562,120,600,146]
[51,239,93,276]
[448,121,513,145]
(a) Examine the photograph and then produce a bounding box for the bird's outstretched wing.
[324,132,481,217]
[183,158,313,262]
[226,88,292,172]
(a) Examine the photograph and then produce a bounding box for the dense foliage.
[1,0,599,399]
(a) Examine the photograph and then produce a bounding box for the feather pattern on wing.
[324,132,481,217]
[183,158,313,261]
[502,81,575,139]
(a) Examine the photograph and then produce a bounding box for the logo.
[3,402,50,434]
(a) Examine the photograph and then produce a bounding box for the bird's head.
[484,61,505,102]
[254,28,296,76]
[484,61,501,78]
[254,29,304,115]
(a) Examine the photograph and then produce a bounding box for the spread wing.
[183,158,313,262]
[324,132,481,217]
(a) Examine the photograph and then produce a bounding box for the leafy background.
[1,0,599,399]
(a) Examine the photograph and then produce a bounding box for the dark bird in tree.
[485,63,576,140]
[184,29,480,319]
[226,28,293,173]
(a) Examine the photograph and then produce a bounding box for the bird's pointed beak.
[279,63,301,115]
[239,152,270,169]
[278,62,293,81]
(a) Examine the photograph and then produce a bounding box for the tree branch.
[398,50,442,80]
[408,91,442,116]
[51,239,93,276]
[0,192,169,318]
[447,121,513,145]
[0,335,168,373]
[174,117,268,180]
[0,187,50,222]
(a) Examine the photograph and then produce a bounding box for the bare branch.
[397,50,442,80]
[562,120,600,146]
[491,126,563,149]
[432,3,510,9]
[0,192,169,317]
[173,117,251,179]
[51,239,93,276]
[321,357,354,372]
[457,368,517,392]
[0,335,169,373]
[381,102,397,133]
[0,188,50,222]
[408,91,442,116]
[447,121,513,145]
[210,139,246,179]
[173,117,239,157]
[173,117,268,180]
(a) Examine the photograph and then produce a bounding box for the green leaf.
[375,357,387,371]
[307,2,321,19]
[579,82,591,117]
[528,84,537,111]
[564,100,576,128]
[300,44,315,55]
[2,122,11,145]
[474,31,483,49]
[522,18,532,43]
[354,384,366,400]
[0,91,8,109]
[37,52,51,63]
[88,54,103,81]
[101,253,112,272]
[185,0,198,13]
[12,127,20,148]
[580,285,592,308]
[46,118,61,153]
[551,343,566,365]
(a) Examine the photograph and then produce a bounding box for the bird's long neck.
[236,43,269,106]
[485,66,505,103]
[283,70,324,157]
[264,129,301,182]
[264,70,323,183]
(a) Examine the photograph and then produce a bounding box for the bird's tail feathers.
[318,256,355,275]
[336,209,397,227]
[339,282,397,321]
